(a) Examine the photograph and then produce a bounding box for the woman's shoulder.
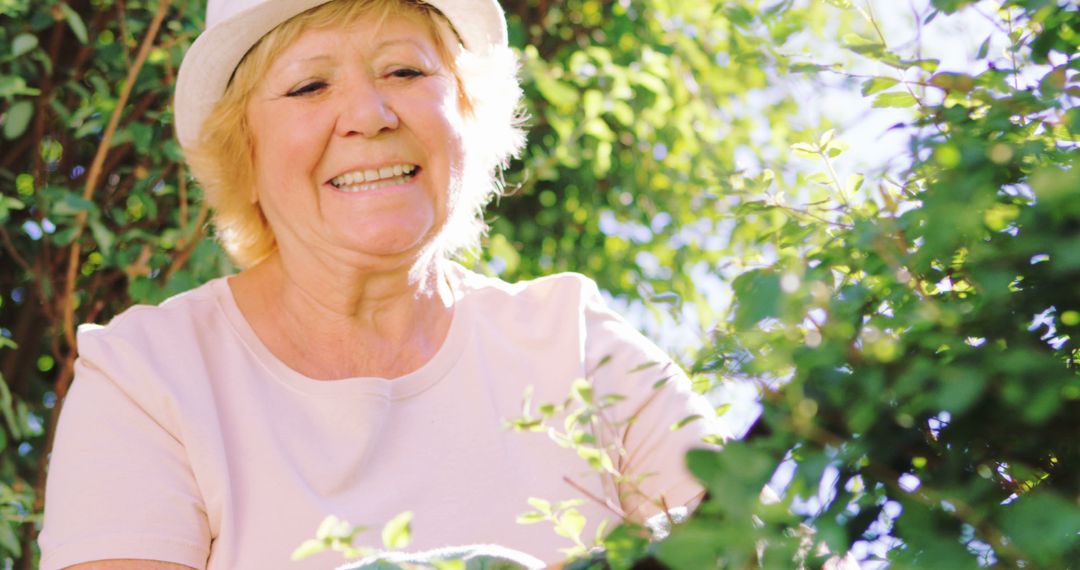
[76,277,231,361]
[451,262,603,307]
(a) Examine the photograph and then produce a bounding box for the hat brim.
[174,0,507,150]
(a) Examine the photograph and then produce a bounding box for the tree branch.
[58,0,173,352]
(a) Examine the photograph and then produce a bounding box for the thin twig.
[562,475,629,522]
[116,0,132,68]
[58,0,172,351]
[0,227,32,274]
[164,199,209,281]
[1005,8,1021,91]
[178,162,189,237]
[659,495,675,528]
[788,419,1028,566]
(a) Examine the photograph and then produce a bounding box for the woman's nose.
[334,77,399,138]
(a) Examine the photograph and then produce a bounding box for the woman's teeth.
[331,164,417,192]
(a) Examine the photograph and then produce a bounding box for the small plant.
[292,511,412,562]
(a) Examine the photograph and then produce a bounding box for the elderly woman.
[38,0,719,568]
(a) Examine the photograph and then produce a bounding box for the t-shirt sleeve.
[579,278,725,521]
[38,341,210,570]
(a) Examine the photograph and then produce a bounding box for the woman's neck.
[230,250,456,380]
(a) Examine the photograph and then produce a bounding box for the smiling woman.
[36,1,723,569]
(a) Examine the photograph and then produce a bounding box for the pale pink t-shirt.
[39,265,718,569]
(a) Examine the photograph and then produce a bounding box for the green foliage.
[292,511,414,562]
[292,514,373,561]
[661,1,1080,568]
[295,514,541,570]
[1,0,229,565]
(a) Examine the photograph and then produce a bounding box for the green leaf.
[671,414,703,430]
[516,512,547,524]
[0,521,20,558]
[0,372,23,440]
[315,515,354,540]
[790,142,818,159]
[381,511,413,550]
[0,76,40,98]
[291,539,326,561]
[998,492,1080,566]
[908,58,940,72]
[583,89,603,118]
[650,292,681,306]
[570,378,593,404]
[930,0,975,14]
[872,91,918,108]
[48,190,96,217]
[12,33,38,57]
[841,33,885,55]
[58,3,88,44]
[593,140,612,177]
[555,508,586,540]
[845,173,865,196]
[601,523,651,568]
[976,35,991,59]
[583,117,615,142]
[89,218,114,255]
[732,269,782,330]
[825,140,849,158]
[610,100,634,126]
[555,499,584,512]
[576,445,617,474]
[861,76,899,96]
[533,72,579,109]
[526,497,551,515]
[1065,107,1080,135]
[2,100,33,140]
[0,196,25,223]
[488,233,520,274]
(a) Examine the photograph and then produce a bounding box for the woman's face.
[245,9,466,264]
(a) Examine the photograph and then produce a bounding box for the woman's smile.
[328,163,418,193]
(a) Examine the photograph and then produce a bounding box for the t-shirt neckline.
[210,264,470,400]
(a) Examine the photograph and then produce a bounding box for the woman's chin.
[314,202,433,251]
[329,226,437,261]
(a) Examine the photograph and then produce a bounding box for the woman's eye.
[389,68,423,80]
[286,81,327,97]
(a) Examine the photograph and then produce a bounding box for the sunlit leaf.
[872,91,918,108]
[381,511,413,550]
[2,101,33,140]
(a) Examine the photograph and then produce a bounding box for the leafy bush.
[646,1,1080,568]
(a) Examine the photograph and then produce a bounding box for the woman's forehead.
[271,7,460,68]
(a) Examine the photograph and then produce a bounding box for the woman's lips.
[329,165,420,193]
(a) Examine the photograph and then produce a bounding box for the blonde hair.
[186,0,526,268]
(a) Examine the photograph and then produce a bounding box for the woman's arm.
[39,348,211,569]
[579,278,724,520]
[68,561,196,569]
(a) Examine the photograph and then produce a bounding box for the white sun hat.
[173,0,507,150]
